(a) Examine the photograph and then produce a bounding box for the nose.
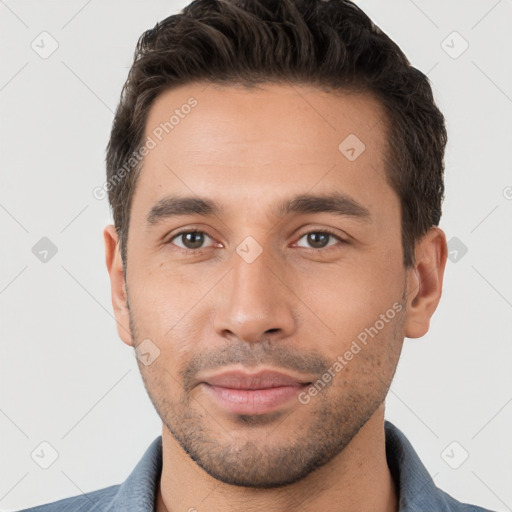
[213,247,296,344]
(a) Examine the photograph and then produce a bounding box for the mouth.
[198,368,313,415]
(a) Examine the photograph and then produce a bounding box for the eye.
[295,229,346,250]
[168,230,216,251]
[166,228,347,254]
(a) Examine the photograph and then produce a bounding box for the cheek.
[126,290,197,375]
[128,262,206,327]
[137,357,182,411]
[296,260,400,322]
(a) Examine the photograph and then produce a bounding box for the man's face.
[120,83,410,487]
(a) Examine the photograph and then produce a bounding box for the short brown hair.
[106,0,447,270]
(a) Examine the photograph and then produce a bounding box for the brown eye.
[305,233,330,249]
[170,231,213,250]
[295,230,345,250]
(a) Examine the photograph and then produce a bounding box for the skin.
[104,82,447,512]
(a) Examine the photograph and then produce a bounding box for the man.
[18,0,496,510]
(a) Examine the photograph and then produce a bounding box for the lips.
[198,368,313,415]
[202,369,312,390]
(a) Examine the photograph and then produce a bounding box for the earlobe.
[404,227,448,339]
[103,225,134,347]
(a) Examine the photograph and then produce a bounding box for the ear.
[404,227,448,339]
[104,225,133,347]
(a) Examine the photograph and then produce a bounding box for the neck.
[156,406,397,512]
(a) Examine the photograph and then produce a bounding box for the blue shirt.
[17,421,496,511]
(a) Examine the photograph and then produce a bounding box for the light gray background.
[1,0,511,510]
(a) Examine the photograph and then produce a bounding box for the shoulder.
[14,484,120,512]
[14,435,162,512]
[431,486,497,512]
[384,421,498,512]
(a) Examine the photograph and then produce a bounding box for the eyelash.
[166,228,347,254]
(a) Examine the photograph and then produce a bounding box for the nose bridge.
[213,243,295,343]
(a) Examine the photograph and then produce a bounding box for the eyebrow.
[145,192,372,226]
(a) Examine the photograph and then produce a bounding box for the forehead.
[131,82,395,225]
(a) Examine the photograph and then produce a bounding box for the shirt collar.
[384,420,448,511]
[107,435,162,511]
